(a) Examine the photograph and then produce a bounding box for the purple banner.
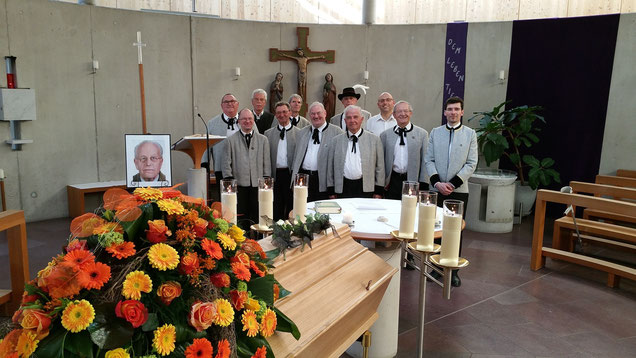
[442,22,468,124]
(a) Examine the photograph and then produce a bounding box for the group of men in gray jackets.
[205,87,478,286]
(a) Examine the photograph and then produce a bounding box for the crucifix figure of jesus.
[270,27,335,115]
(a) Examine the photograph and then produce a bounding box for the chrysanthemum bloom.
[201,239,223,259]
[93,222,124,236]
[153,324,176,356]
[122,271,153,300]
[212,298,234,327]
[63,249,95,270]
[231,262,251,281]
[157,199,185,215]
[185,338,213,358]
[79,261,111,290]
[228,225,246,243]
[179,251,200,275]
[216,233,236,251]
[134,187,164,201]
[241,310,259,337]
[147,243,180,271]
[215,339,231,358]
[210,273,230,288]
[61,300,95,333]
[146,220,172,243]
[229,290,248,310]
[105,348,131,358]
[260,308,277,337]
[201,257,216,270]
[106,241,136,259]
[15,330,38,357]
[156,281,182,305]
[251,346,267,358]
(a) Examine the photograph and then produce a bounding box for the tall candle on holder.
[292,173,309,223]
[440,199,463,266]
[258,177,274,229]
[220,179,238,225]
[417,191,437,251]
[399,181,419,238]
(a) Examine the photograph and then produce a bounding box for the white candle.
[342,212,353,224]
[258,188,273,229]
[293,185,308,222]
[440,212,462,266]
[399,194,417,238]
[417,203,436,251]
[221,192,237,224]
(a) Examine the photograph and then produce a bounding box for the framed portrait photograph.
[125,134,172,188]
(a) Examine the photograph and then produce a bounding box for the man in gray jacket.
[223,109,271,229]
[291,102,343,202]
[206,93,240,181]
[330,87,371,130]
[424,96,478,286]
[380,101,429,199]
[328,105,384,198]
[264,102,300,220]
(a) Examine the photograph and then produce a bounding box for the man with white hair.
[328,105,384,198]
[132,140,166,184]
[251,88,275,133]
[330,87,371,130]
[273,94,310,129]
[291,102,343,202]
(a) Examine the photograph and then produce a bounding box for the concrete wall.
[0,0,633,221]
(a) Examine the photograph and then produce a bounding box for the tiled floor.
[1,215,635,357]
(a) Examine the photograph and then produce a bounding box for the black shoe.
[404,253,415,270]
[429,269,442,280]
[451,271,461,287]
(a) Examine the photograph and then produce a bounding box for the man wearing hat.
[330,87,371,130]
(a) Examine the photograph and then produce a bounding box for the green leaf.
[32,327,67,358]
[508,153,520,166]
[539,171,549,186]
[142,312,159,332]
[120,203,153,240]
[88,303,135,350]
[520,137,532,147]
[540,157,555,167]
[528,167,540,179]
[66,331,94,358]
[526,132,539,143]
[236,331,275,358]
[522,155,540,167]
[247,274,276,306]
[272,306,301,340]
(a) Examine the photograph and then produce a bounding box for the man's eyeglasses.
[136,156,162,163]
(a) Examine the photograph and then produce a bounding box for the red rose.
[146,220,171,243]
[229,290,248,310]
[115,300,148,328]
[210,273,230,288]
[188,301,217,332]
[156,281,182,306]
[194,218,208,237]
[179,252,200,275]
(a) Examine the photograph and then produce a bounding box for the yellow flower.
[244,297,261,312]
[134,187,163,201]
[217,233,237,251]
[105,348,131,358]
[122,271,153,300]
[228,225,246,243]
[260,308,277,337]
[157,199,185,215]
[241,310,259,337]
[147,243,180,271]
[153,324,176,356]
[61,300,95,333]
[16,330,39,357]
[213,298,234,327]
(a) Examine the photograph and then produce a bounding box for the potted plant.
[469,101,560,216]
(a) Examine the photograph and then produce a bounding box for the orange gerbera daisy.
[134,187,163,201]
[61,300,95,333]
[216,233,236,251]
[201,239,223,259]
[106,241,136,259]
[215,339,230,358]
[212,298,234,327]
[79,261,111,290]
[153,324,176,356]
[251,346,267,358]
[250,260,266,277]
[231,262,251,281]
[63,249,95,270]
[185,338,213,358]
[260,308,277,337]
[93,222,124,235]
[15,330,39,357]
[241,310,259,337]
[122,271,153,300]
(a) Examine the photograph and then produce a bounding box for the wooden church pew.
[595,174,636,189]
[569,181,636,225]
[616,169,636,178]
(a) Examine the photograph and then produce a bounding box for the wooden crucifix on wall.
[269,27,335,116]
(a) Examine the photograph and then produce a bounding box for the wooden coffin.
[261,224,397,358]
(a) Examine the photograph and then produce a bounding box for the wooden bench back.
[616,169,636,178]
[595,175,636,188]
[570,181,636,201]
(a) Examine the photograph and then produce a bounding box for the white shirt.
[366,113,397,135]
[302,122,327,171]
[223,113,239,137]
[253,110,264,120]
[276,124,292,168]
[344,129,363,180]
[393,123,412,173]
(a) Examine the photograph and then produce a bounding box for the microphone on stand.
[198,113,211,203]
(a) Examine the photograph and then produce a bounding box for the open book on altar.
[260,224,397,357]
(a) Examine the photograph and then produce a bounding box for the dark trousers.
[340,178,373,199]
[299,169,327,203]
[274,168,293,221]
[237,185,258,230]
[436,191,469,256]
[385,170,408,200]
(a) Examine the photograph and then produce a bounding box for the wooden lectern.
[261,224,398,357]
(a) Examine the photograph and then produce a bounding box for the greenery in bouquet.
[0,186,299,358]
[268,213,334,259]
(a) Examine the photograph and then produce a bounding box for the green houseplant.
[469,101,560,190]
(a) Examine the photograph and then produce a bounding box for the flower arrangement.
[269,213,334,259]
[0,186,299,358]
